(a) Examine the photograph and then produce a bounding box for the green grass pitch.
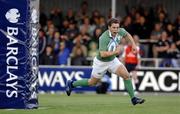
[0,93,180,114]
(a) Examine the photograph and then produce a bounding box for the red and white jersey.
[122,45,140,64]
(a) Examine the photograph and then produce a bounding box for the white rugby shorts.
[91,57,124,78]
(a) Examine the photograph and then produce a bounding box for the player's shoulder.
[99,30,109,39]
[119,28,128,36]
[119,27,126,30]
[119,28,127,33]
[101,30,109,37]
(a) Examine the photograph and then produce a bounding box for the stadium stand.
[39,0,180,68]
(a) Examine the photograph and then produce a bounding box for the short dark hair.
[107,18,120,27]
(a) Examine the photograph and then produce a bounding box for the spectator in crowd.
[167,43,179,58]
[50,8,63,31]
[40,45,57,65]
[156,11,169,29]
[43,19,53,33]
[71,47,86,66]
[61,34,74,53]
[88,41,98,58]
[98,16,107,32]
[53,32,61,54]
[71,36,88,65]
[134,12,141,24]
[92,27,102,43]
[150,22,163,57]
[121,16,134,35]
[46,24,55,46]
[90,10,101,26]
[174,27,180,51]
[79,28,91,46]
[150,22,163,41]
[65,20,79,40]
[143,8,154,31]
[39,29,47,57]
[167,43,180,67]
[174,13,180,31]
[79,16,96,37]
[66,8,76,23]
[60,19,69,34]
[39,10,47,28]
[154,31,171,58]
[124,1,136,19]
[133,16,150,39]
[64,20,79,52]
[77,1,90,22]
[57,42,70,65]
[166,23,176,41]
[72,35,88,57]
[155,4,167,16]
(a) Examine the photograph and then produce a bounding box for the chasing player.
[66,18,145,105]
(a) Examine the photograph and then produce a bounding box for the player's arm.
[120,46,126,64]
[99,36,120,58]
[136,47,141,68]
[100,46,120,58]
[123,31,137,53]
[125,33,136,45]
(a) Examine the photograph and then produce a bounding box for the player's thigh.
[108,58,130,80]
[108,57,123,74]
[91,57,108,79]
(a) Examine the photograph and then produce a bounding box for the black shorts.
[125,63,137,72]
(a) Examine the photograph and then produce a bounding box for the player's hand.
[115,45,121,55]
[132,44,137,53]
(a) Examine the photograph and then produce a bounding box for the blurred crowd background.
[38,0,180,67]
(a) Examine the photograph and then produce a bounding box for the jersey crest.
[107,39,118,51]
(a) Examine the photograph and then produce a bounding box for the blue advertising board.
[39,66,180,93]
[39,66,96,92]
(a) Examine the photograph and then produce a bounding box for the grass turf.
[0,93,180,114]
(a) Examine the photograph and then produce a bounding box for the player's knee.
[123,75,131,80]
[88,80,98,86]
[88,81,97,86]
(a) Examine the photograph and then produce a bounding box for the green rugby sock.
[72,79,89,87]
[124,79,135,98]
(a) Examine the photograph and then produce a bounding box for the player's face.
[108,23,119,37]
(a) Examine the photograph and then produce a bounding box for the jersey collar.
[108,30,118,39]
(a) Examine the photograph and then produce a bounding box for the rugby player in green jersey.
[66,18,145,105]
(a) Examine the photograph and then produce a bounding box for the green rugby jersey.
[96,28,127,62]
